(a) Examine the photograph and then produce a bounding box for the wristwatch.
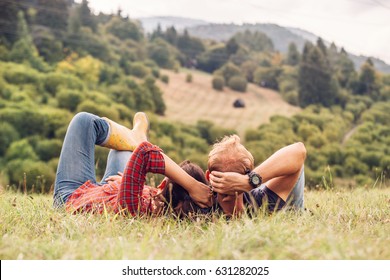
[248,171,262,189]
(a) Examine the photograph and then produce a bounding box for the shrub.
[7,159,55,193]
[5,139,38,162]
[108,84,136,109]
[76,100,120,122]
[161,74,169,84]
[0,108,47,137]
[212,76,224,91]
[57,89,84,111]
[227,76,247,92]
[186,73,193,83]
[129,62,150,78]
[0,122,20,156]
[3,67,41,85]
[214,62,241,83]
[44,72,84,96]
[35,139,63,161]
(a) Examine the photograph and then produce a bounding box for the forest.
[0,0,389,193]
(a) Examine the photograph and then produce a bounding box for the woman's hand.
[209,171,251,195]
[188,181,214,208]
[105,172,123,183]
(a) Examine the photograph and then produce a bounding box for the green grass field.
[0,187,389,260]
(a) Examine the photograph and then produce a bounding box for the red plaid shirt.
[66,142,165,216]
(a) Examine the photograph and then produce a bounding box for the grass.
[0,187,389,260]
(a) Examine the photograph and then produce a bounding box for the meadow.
[1,186,389,260]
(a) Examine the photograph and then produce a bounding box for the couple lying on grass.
[53,112,306,218]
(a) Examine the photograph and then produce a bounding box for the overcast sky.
[84,0,390,64]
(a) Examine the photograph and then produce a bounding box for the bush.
[0,122,20,156]
[44,72,84,96]
[76,100,120,122]
[35,139,63,161]
[186,73,193,83]
[227,76,247,92]
[0,108,46,137]
[212,76,224,91]
[7,159,55,193]
[129,62,150,78]
[3,67,41,85]
[5,139,38,162]
[161,74,169,84]
[57,89,84,111]
[214,62,241,83]
[108,84,135,109]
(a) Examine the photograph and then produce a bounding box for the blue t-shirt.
[243,185,285,213]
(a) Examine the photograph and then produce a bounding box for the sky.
[84,0,390,64]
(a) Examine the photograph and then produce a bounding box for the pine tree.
[298,42,338,107]
[286,42,300,66]
[78,0,97,32]
[36,0,69,32]
[9,11,48,70]
[355,59,380,99]
[0,0,19,43]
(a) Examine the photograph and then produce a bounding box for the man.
[207,135,306,216]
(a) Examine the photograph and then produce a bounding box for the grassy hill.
[156,69,300,137]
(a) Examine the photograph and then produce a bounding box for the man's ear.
[205,170,210,181]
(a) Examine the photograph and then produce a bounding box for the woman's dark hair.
[161,160,212,218]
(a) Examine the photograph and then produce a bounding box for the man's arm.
[210,142,306,200]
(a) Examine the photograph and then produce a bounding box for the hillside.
[137,17,390,74]
[156,69,300,137]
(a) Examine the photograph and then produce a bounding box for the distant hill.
[139,16,208,33]
[137,16,390,74]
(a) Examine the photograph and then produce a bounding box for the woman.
[53,112,212,216]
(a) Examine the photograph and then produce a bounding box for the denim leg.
[286,168,305,209]
[53,112,109,207]
[100,150,132,183]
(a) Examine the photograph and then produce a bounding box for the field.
[1,187,389,260]
[156,69,300,137]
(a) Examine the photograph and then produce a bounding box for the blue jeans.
[286,168,305,209]
[53,112,132,208]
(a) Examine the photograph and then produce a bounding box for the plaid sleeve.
[117,141,165,215]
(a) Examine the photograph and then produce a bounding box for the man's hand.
[209,171,251,195]
[188,182,214,208]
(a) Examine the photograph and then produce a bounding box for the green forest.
[0,0,389,193]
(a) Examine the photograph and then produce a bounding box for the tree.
[165,26,178,46]
[105,16,143,41]
[78,0,97,32]
[147,38,177,68]
[298,42,338,107]
[226,37,239,56]
[176,30,205,67]
[9,11,48,71]
[36,0,69,32]
[233,30,274,52]
[335,48,356,88]
[0,0,19,43]
[286,42,300,66]
[354,59,380,100]
[197,45,229,73]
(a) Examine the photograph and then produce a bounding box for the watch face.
[252,176,260,185]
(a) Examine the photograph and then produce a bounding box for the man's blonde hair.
[208,135,254,174]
